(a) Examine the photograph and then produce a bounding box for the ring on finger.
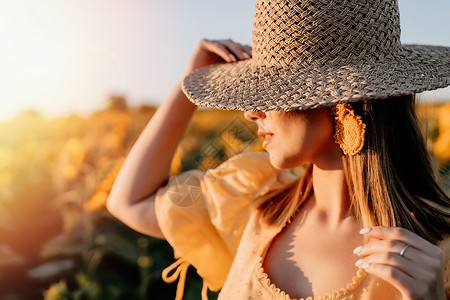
[399,244,409,257]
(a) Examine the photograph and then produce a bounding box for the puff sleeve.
[154,152,296,299]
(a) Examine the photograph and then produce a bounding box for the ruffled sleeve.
[155,152,296,299]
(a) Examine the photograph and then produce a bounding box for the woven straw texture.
[182,0,450,111]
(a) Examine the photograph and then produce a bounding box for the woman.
[107,0,450,299]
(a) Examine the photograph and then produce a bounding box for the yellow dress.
[155,152,450,300]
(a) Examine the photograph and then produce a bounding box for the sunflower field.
[0,100,448,300]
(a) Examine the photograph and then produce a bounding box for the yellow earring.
[332,103,366,156]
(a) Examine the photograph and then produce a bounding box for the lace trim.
[255,259,367,300]
[161,257,210,300]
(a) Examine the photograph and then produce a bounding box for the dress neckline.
[254,216,367,300]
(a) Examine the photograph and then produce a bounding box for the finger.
[355,251,429,278]
[354,239,419,260]
[222,39,251,61]
[243,45,253,57]
[201,39,238,63]
[358,262,415,297]
[360,226,434,252]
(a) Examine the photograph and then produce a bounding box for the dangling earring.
[332,103,366,156]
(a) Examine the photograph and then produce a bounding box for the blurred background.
[1,1,450,299]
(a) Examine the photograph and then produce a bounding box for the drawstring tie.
[201,279,209,300]
[162,257,210,300]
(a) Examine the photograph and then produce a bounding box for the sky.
[1,0,449,121]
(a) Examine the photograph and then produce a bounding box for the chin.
[268,151,304,170]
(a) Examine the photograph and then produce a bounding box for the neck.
[307,145,354,228]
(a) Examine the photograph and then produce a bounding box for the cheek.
[269,110,335,168]
[304,113,335,155]
[302,108,335,142]
[313,118,335,145]
[268,129,311,168]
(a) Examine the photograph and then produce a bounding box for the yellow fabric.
[156,152,295,292]
[155,152,450,300]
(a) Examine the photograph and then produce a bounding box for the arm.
[106,39,252,239]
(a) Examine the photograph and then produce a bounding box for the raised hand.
[184,39,252,75]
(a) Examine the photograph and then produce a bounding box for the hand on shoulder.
[354,226,446,300]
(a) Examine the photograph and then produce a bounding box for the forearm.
[106,39,252,238]
[108,80,196,210]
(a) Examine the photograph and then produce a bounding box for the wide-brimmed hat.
[182,0,450,111]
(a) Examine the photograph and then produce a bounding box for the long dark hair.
[345,95,449,244]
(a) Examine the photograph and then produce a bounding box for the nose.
[244,111,266,122]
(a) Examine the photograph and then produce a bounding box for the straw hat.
[182,0,450,111]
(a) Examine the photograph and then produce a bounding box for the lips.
[258,130,274,149]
